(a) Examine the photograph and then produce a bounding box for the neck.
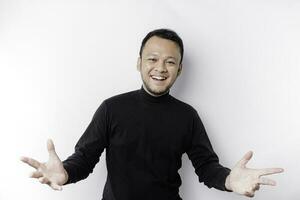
[142,84,169,97]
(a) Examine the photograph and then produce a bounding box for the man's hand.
[225,151,284,198]
[20,139,68,191]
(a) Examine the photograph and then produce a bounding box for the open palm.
[21,139,68,190]
[226,151,284,197]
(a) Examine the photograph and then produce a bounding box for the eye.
[167,61,176,65]
[148,58,157,62]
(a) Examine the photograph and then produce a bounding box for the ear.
[137,57,141,72]
[177,63,182,77]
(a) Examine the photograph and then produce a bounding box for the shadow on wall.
[171,53,194,98]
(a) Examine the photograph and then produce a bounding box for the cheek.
[168,68,180,78]
[141,65,153,75]
[141,69,151,81]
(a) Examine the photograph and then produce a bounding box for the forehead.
[143,36,181,58]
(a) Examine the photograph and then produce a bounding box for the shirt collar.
[139,85,171,103]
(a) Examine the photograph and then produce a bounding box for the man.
[21,29,283,199]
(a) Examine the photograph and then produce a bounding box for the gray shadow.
[171,52,195,98]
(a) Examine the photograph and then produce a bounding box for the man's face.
[137,36,182,96]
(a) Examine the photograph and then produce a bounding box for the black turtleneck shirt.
[62,85,231,200]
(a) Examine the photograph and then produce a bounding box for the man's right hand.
[20,139,68,190]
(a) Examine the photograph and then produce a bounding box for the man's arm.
[21,100,109,190]
[186,109,284,197]
[186,109,231,191]
[63,100,109,184]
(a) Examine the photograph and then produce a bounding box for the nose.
[155,60,167,73]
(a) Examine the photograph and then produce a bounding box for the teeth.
[151,75,166,80]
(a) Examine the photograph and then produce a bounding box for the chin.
[149,87,169,95]
[142,79,171,95]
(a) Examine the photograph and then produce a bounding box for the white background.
[0,1,299,199]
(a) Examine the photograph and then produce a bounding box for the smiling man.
[137,33,183,97]
[21,29,283,200]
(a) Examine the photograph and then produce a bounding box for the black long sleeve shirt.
[62,85,231,200]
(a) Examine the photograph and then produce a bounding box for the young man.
[21,29,283,199]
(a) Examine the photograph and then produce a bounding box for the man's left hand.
[225,151,284,198]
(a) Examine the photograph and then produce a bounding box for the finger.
[255,185,260,191]
[47,139,59,159]
[39,177,50,184]
[252,183,260,191]
[50,182,62,191]
[20,156,41,169]
[29,171,43,178]
[258,168,284,176]
[258,177,276,186]
[237,151,253,167]
[245,191,255,198]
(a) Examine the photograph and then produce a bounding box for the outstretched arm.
[61,100,109,184]
[21,100,109,188]
[186,109,231,190]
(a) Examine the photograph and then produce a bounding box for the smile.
[150,75,167,81]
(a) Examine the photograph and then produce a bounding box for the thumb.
[47,139,59,159]
[236,151,253,168]
[50,182,63,191]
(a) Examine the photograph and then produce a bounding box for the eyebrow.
[145,53,177,60]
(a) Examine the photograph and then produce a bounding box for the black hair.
[139,28,184,64]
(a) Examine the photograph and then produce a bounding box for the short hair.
[139,28,184,64]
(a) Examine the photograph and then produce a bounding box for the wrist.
[225,174,232,191]
[62,168,69,185]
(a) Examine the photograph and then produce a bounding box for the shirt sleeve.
[186,109,231,191]
[62,100,109,184]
